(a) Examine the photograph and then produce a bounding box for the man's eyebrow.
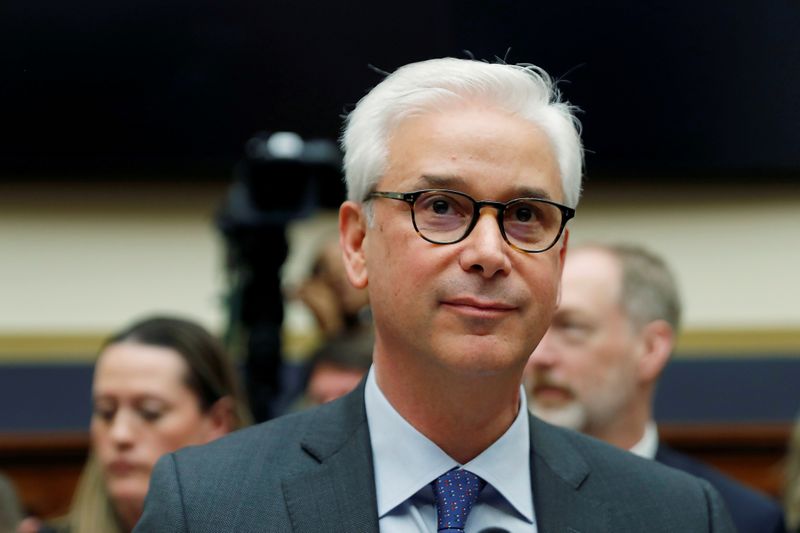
[415,174,466,189]
[513,187,553,201]
[417,175,555,201]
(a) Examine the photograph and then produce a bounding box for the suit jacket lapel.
[281,387,612,532]
[282,381,379,533]
[529,415,609,533]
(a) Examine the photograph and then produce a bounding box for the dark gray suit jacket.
[135,382,735,532]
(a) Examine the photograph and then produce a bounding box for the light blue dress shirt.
[364,367,537,532]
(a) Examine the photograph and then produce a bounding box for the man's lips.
[532,384,573,405]
[442,296,517,314]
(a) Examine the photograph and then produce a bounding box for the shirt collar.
[364,366,534,522]
[629,420,659,459]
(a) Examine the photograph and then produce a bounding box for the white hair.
[341,57,584,208]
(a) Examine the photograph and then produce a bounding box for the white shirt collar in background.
[629,420,659,459]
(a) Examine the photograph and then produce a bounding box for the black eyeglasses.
[367,188,575,253]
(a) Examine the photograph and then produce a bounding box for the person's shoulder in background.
[656,443,786,533]
[531,417,736,531]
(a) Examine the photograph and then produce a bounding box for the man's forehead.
[381,106,563,200]
[560,249,623,307]
[565,248,620,276]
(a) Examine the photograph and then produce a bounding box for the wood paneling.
[0,433,88,519]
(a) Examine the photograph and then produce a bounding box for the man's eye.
[417,192,470,217]
[514,206,533,222]
[557,321,591,340]
[507,202,544,224]
[420,195,461,215]
[431,199,452,214]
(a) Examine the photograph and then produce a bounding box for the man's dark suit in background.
[656,444,786,533]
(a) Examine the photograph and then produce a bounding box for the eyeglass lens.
[412,190,563,252]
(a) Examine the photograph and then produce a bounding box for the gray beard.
[528,399,587,432]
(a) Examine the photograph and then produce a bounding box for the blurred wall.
[0,181,229,338]
[572,180,800,331]
[1,178,799,359]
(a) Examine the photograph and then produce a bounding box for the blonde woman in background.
[41,316,250,533]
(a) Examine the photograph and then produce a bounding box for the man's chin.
[529,400,587,431]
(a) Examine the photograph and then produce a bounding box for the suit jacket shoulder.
[656,442,786,533]
[529,416,737,532]
[136,384,737,533]
[134,382,379,533]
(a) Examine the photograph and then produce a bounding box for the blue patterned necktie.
[431,468,487,532]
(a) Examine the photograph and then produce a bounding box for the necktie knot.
[431,468,486,532]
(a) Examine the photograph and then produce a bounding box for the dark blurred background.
[2,0,799,182]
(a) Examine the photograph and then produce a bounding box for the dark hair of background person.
[103,316,251,426]
[289,325,375,411]
[308,327,374,372]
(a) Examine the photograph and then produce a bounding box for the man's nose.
[529,330,560,368]
[458,210,511,278]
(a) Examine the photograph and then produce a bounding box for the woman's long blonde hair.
[785,421,800,531]
[64,453,123,533]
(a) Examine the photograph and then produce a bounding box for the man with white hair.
[525,243,785,533]
[136,58,734,532]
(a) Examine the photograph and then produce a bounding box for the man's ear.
[558,229,570,273]
[636,319,674,384]
[339,201,368,289]
[555,229,569,306]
